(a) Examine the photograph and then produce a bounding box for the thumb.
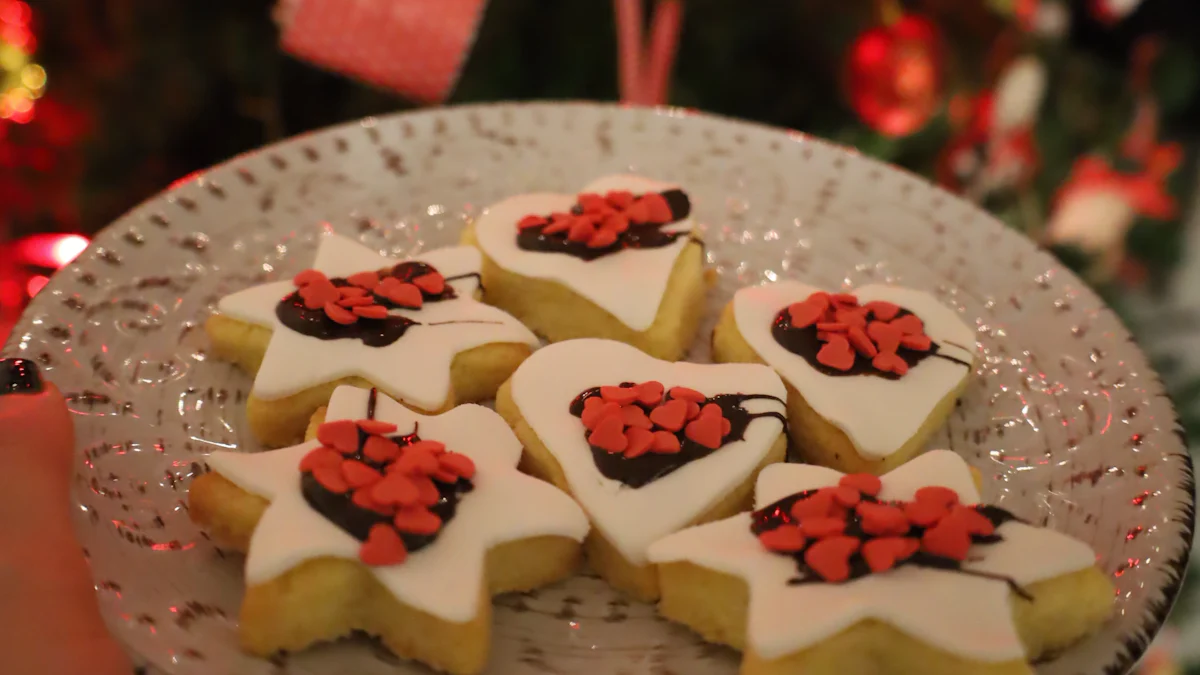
[0,358,133,675]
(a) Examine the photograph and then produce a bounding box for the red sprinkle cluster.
[581,382,733,457]
[756,475,997,583]
[785,292,931,376]
[291,266,448,325]
[517,190,674,249]
[301,418,476,567]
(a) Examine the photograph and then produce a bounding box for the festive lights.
[0,0,43,124]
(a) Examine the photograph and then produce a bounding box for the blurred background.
[3,0,1200,671]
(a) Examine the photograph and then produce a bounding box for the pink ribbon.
[278,0,489,104]
[615,0,683,105]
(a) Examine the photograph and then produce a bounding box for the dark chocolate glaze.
[301,414,474,552]
[517,189,692,261]
[569,384,786,489]
[751,490,1025,595]
[770,308,972,379]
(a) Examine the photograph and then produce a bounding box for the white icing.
[206,385,590,624]
[473,174,696,331]
[217,233,538,407]
[732,282,976,460]
[647,450,1099,662]
[509,338,786,566]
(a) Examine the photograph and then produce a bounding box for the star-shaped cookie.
[208,232,538,446]
[647,450,1112,674]
[189,385,588,675]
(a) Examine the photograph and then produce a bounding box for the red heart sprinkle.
[904,501,952,528]
[857,501,911,536]
[900,334,932,352]
[722,417,732,436]
[300,283,339,309]
[371,473,419,506]
[293,269,327,287]
[600,385,640,405]
[312,464,350,494]
[518,215,548,230]
[835,307,869,329]
[376,276,401,293]
[342,459,383,489]
[300,447,343,473]
[581,399,622,430]
[412,273,445,295]
[865,300,901,321]
[758,526,807,553]
[638,381,665,406]
[945,505,995,537]
[817,335,856,371]
[684,400,701,420]
[577,192,607,213]
[600,213,630,233]
[806,292,833,311]
[668,386,706,403]
[649,399,688,432]
[338,295,376,308]
[872,352,909,375]
[346,271,380,290]
[339,286,369,298]
[624,199,651,223]
[621,405,653,429]
[391,447,439,475]
[799,516,845,539]
[588,415,628,454]
[438,452,476,479]
[786,300,825,328]
[587,229,618,249]
[357,419,398,435]
[384,283,423,309]
[393,506,442,535]
[791,490,837,520]
[830,485,861,507]
[651,431,682,454]
[639,193,673,223]
[862,536,920,573]
[804,536,859,582]
[324,302,358,325]
[407,440,446,455]
[567,218,596,242]
[430,468,459,484]
[815,322,849,332]
[624,427,655,458]
[915,486,961,508]
[867,321,902,353]
[413,475,440,505]
[922,519,973,561]
[543,218,572,235]
[606,190,634,208]
[352,305,389,319]
[846,326,877,357]
[359,523,407,566]
[363,436,400,463]
[890,314,924,336]
[317,420,360,454]
[352,487,393,515]
[684,414,723,449]
[699,402,723,419]
[839,473,883,497]
[832,293,860,306]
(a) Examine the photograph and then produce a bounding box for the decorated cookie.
[495,338,787,600]
[713,281,976,474]
[647,450,1113,675]
[467,174,708,361]
[207,233,539,447]
[188,385,588,675]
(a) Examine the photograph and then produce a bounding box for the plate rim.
[4,100,1194,675]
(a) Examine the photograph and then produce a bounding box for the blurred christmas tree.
[4,0,1200,436]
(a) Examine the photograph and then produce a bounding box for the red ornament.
[847,15,943,137]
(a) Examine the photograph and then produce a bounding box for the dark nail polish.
[0,358,43,395]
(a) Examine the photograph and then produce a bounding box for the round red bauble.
[846,15,943,138]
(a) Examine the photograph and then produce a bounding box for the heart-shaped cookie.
[714,281,976,475]
[470,175,708,361]
[496,338,788,600]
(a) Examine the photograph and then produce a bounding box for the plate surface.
[3,102,1193,675]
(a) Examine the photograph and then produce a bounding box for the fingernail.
[0,358,43,396]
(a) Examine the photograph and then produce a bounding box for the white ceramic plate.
[3,102,1192,675]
